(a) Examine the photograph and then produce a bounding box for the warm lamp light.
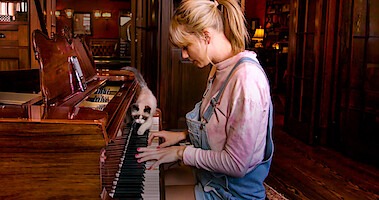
[65,8,73,18]
[102,12,111,18]
[252,27,264,41]
[55,10,60,17]
[252,26,264,48]
[272,43,280,50]
[94,10,101,18]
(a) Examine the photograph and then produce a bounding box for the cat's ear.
[132,103,139,111]
[144,106,151,114]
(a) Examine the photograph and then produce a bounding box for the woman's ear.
[203,30,211,44]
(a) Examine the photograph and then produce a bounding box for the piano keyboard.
[101,115,161,200]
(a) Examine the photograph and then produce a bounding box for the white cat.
[122,67,157,135]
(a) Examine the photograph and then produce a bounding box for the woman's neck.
[211,34,235,64]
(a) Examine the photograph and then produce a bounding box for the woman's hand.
[148,130,187,148]
[136,145,186,170]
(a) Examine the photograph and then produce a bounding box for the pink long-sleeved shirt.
[183,51,271,178]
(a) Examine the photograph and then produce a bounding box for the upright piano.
[0,30,162,199]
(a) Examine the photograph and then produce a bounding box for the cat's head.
[131,103,152,124]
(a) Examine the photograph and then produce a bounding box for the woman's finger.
[148,159,161,170]
[147,160,158,170]
[137,146,159,152]
[137,153,158,163]
[148,131,165,145]
[158,141,171,148]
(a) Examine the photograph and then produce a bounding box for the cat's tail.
[121,66,147,88]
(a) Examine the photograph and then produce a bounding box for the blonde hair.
[169,0,249,54]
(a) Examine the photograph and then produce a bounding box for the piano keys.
[100,110,162,200]
[0,29,163,199]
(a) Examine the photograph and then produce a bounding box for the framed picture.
[73,12,92,35]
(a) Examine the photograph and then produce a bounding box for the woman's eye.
[183,46,188,50]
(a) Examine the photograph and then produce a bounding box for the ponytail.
[217,0,249,53]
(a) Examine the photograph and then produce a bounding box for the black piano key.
[114,185,144,191]
[120,165,145,170]
[116,174,145,179]
[114,188,144,195]
[114,179,145,184]
[113,194,143,199]
[113,192,143,197]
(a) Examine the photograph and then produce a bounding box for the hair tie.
[213,0,219,7]
[211,0,222,11]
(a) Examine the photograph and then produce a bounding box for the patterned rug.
[264,183,289,200]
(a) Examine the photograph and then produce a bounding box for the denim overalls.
[186,57,274,200]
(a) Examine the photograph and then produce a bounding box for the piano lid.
[32,29,98,105]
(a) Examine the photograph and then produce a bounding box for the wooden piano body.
[0,30,138,199]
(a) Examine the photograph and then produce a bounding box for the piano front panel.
[0,121,106,199]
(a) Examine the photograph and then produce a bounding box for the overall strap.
[202,57,261,122]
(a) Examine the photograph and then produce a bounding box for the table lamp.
[252,26,264,48]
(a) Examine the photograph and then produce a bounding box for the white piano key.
[142,135,160,200]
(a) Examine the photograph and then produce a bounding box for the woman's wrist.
[177,146,186,160]
[178,130,188,142]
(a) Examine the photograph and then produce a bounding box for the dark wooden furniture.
[264,0,289,49]
[0,29,138,199]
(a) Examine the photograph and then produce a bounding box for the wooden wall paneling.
[137,0,144,72]
[169,49,182,129]
[158,0,174,129]
[319,0,340,146]
[310,0,324,145]
[285,0,297,128]
[285,0,329,144]
[131,0,147,72]
[342,0,367,160]
[46,0,53,36]
[285,0,313,143]
[131,0,137,69]
[143,0,159,95]
[157,0,208,129]
[337,0,353,153]
[337,0,379,165]
[172,49,208,128]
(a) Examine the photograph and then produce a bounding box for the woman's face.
[181,35,210,68]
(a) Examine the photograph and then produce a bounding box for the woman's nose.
[181,49,189,59]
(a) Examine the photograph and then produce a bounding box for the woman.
[136,0,273,199]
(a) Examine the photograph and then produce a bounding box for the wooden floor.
[266,95,379,200]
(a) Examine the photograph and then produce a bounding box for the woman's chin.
[193,61,205,68]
